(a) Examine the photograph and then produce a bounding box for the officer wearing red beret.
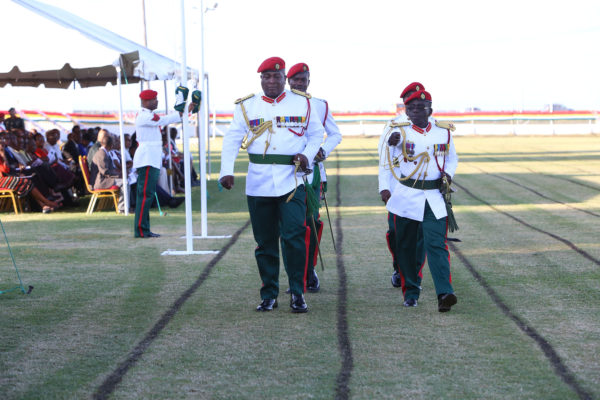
[133,89,186,238]
[379,82,428,289]
[379,88,459,312]
[219,57,325,313]
[286,62,342,292]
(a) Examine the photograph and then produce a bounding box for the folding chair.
[0,189,23,214]
[78,155,120,214]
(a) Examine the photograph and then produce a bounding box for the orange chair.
[0,189,22,214]
[78,155,120,214]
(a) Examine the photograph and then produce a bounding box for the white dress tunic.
[382,121,458,221]
[220,90,324,197]
[133,108,182,170]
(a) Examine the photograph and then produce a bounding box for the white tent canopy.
[6,0,198,218]
[7,0,198,84]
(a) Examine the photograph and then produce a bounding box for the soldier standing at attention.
[380,89,459,312]
[379,82,428,289]
[219,57,324,313]
[286,62,342,292]
[133,88,197,238]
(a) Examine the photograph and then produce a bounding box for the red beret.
[400,82,425,99]
[404,90,432,104]
[287,63,309,78]
[139,90,158,100]
[257,57,285,73]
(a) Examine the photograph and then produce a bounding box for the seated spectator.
[81,130,94,154]
[87,128,108,168]
[168,127,200,186]
[91,135,124,213]
[62,128,81,164]
[4,108,25,132]
[0,113,6,132]
[0,141,60,213]
[41,129,75,192]
[127,136,183,210]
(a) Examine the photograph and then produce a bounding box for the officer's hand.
[220,175,234,190]
[314,148,326,163]
[444,172,452,185]
[294,153,309,172]
[380,190,391,204]
[388,132,400,146]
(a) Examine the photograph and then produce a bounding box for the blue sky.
[2,0,599,113]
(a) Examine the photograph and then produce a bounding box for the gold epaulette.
[435,120,456,132]
[291,88,311,99]
[390,121,410,128]
[234,93,255,104]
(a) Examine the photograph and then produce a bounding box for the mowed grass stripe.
[466,164,600,218]
[92,220,251,400]
[449,242,594,400]
[455,182,600,267]
[334,151,353,400]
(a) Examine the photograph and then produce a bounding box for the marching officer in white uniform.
[219,57,325,313]
[380,88,459,312]
[379,82,429,289]
[286,62,342,292]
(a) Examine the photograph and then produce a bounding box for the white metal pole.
[199,0,209,237]
[180,0,194,252]
[116,65,129,215]
[164,80,174,195]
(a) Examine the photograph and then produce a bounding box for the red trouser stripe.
[137,167,150,237]
[418,255,427,279]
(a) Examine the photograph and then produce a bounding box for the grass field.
[1,135,599,400]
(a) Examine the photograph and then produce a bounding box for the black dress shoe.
[148,232,161,238]
[391,271,402,288]
[290,293,308,313]
[438,293,458,312]
[307,270,320,292]
[403,298,418,307]
[256,299,278,311]
[169,197,185,208]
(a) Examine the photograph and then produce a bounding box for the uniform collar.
[261,91,286,104]
[411,122,431,134]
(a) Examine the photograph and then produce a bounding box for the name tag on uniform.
[275,116,306,128]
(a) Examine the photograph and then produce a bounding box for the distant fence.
[7,109,599,137]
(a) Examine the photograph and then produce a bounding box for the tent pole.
[116,65,129,215]
[164,80,174,196]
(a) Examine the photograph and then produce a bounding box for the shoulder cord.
[288,97,311,137]
[239,101,274,157]
[385,126,431,187]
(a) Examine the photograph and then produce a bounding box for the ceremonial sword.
[318,162,337,252]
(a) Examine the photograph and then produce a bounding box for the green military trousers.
[387,212,426,286]
[134,166,160,238]
[392,201,453,300]
[247,185,309,299]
